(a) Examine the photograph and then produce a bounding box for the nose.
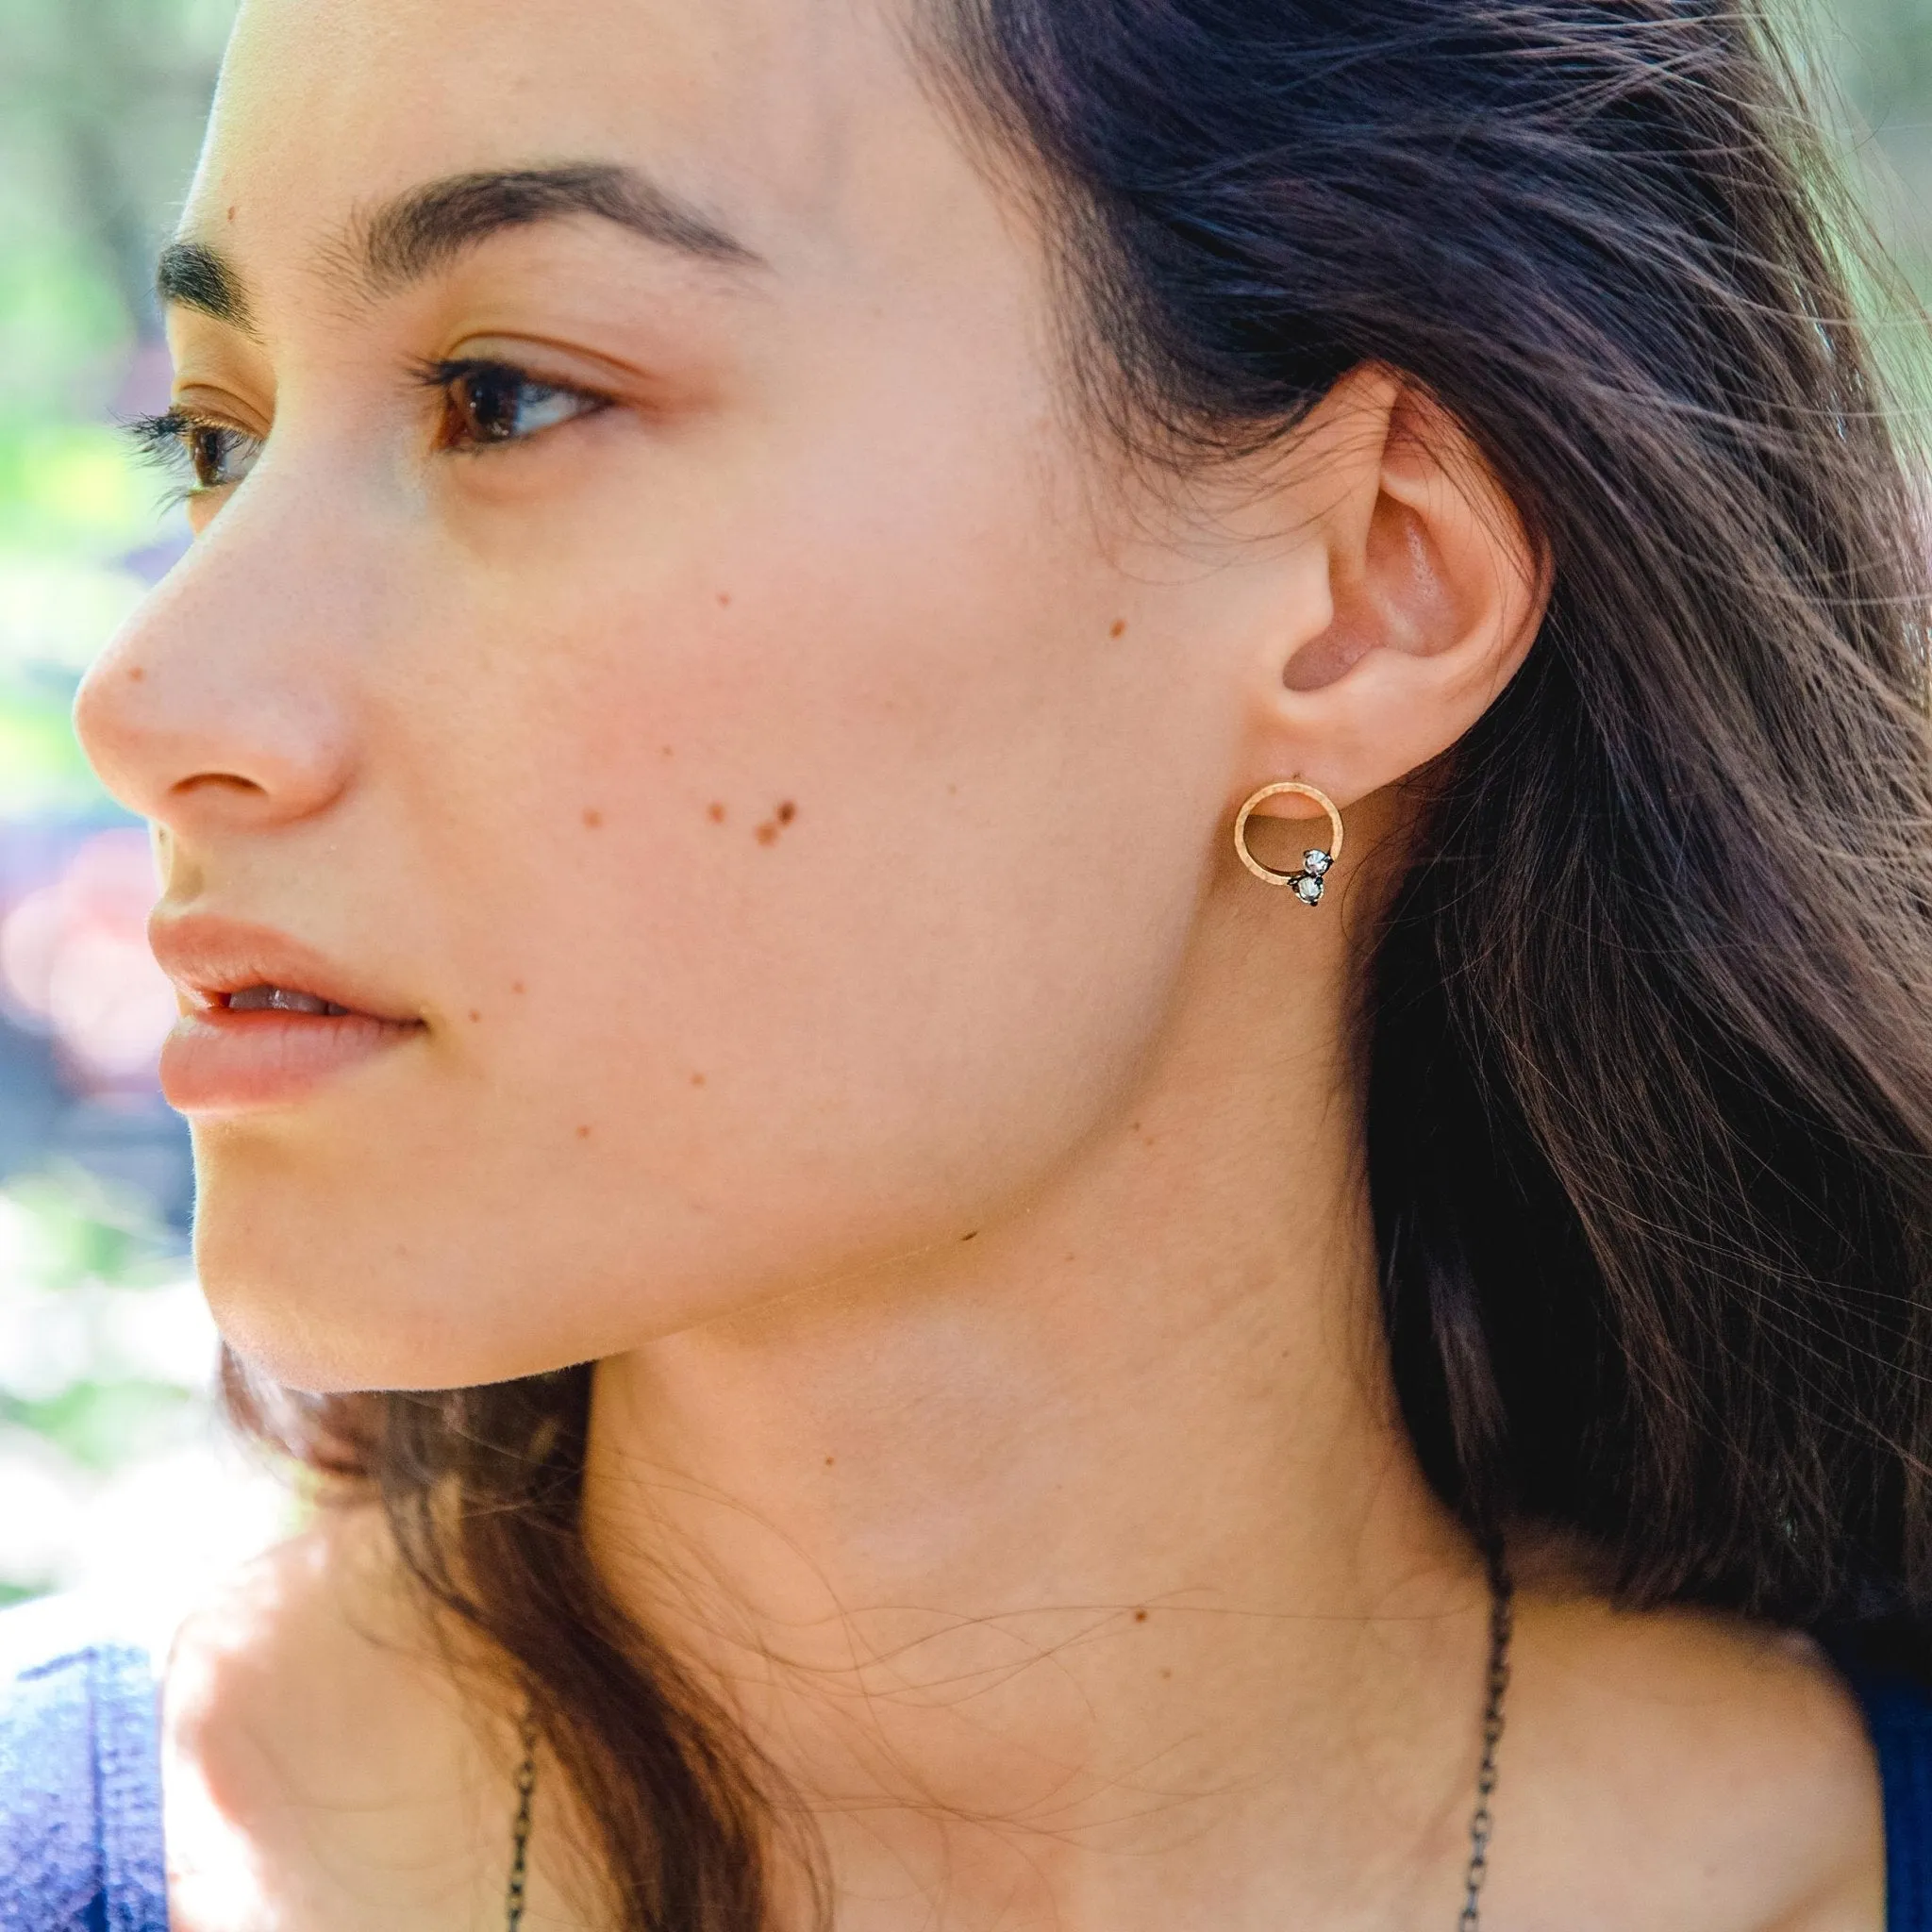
[74,490,360,840]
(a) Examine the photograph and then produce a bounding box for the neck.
[581,881,1492,1928]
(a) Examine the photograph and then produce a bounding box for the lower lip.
[159,1008,424,1114]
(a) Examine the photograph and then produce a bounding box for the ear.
[1236,364,1548,824]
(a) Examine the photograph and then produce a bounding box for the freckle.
[717,591,732,608]
[126,666,145,682]
[1159,1667,1173,1680]
[660,745,675,758]
[468,1009,481,1023]
[1110,619,1127,638]
[961,1230,979,1242]
[756,822,778,845]
[777,800,797,825]
[708,802,726,824]
[576,1125,591,1140]
[582,808,604,828]
[946,783,958,797]
[226,205,237,223]
[691,1072,707,1087]
[824,1455,835,1467]
[511,981,526,995]
[1134,1609,1148,1624]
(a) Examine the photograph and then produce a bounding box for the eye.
[125,411,265,498]
[424,358,608,452]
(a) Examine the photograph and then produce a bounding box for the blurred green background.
[0,0,1929,1619]
[0,0,289,1624]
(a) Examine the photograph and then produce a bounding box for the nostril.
[175,772,274,798]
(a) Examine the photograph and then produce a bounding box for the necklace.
[1459,1571,1515,1930]
[499,1573,1515,1931]
[504,1707,539,1932]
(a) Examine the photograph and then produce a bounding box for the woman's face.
[75,0,1307,1391]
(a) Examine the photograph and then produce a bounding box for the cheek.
[436,479,1209,1170]
[202,409,1229,1388]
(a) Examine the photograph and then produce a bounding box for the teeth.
[228,985,352,1016]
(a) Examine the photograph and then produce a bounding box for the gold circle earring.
[1233,781,1344,907]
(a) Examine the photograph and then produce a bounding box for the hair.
[223,0,1932,1924]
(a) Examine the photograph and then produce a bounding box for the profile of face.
[74,0,1538,1393]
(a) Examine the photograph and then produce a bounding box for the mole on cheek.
[1110,619,1127,638]
[468,1010,482,1024]
[576,1125,592,1140]
[582,808,605,829]
[756,800,799,845]
[708,803,727,824]
[716,591,732,608]
[691,1073,708,1088]
[126,666,145,682]
[511,981,526,996]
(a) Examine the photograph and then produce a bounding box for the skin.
[73,0,1884,1926]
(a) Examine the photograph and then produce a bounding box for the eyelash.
[125,411,261,505]
[124,358,610,501]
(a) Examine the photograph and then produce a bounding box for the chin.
[192,1198,564,1396]
[199,1274,493,1396]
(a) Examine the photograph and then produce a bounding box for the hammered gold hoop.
[1233,781,1345,906]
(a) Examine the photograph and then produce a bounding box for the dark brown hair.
[225,1,1932,1924]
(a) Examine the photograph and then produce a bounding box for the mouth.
[217,986,360,1018]
[151,910,424,1026]
[149,912,426,1114]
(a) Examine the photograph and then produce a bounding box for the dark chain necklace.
[500,1573,1515,1931]
[505,1707,539,1932]
[1459,1571,1515,1930]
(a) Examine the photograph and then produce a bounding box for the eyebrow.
[157,162,762,325]
[156,240,256,331]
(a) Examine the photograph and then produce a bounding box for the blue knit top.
[3,1607,1930,1929]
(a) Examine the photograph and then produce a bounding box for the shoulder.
[166,1499,475,1810]
[1502,1591,1885,1931]
[164,1502,531,1930]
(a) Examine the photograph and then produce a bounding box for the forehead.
[188,0,974,284]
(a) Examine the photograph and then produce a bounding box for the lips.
[149,911,420,1024]
[148,912,425,1114]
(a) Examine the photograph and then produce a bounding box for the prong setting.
[1231,783,1345,902]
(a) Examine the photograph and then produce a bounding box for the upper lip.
[148,910,424,1025]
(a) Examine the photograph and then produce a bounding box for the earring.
[1233,781,1344,907]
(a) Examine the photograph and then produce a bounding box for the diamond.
[1293,874,1324,905]
[1303,849,1331,876]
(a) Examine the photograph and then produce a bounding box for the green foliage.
[2,1377,192,1472]
[0,0,235,826]
[4,1166,186,1294]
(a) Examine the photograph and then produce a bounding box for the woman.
[5,0,1930,1924]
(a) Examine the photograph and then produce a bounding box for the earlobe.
[1244,369,1547,809]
